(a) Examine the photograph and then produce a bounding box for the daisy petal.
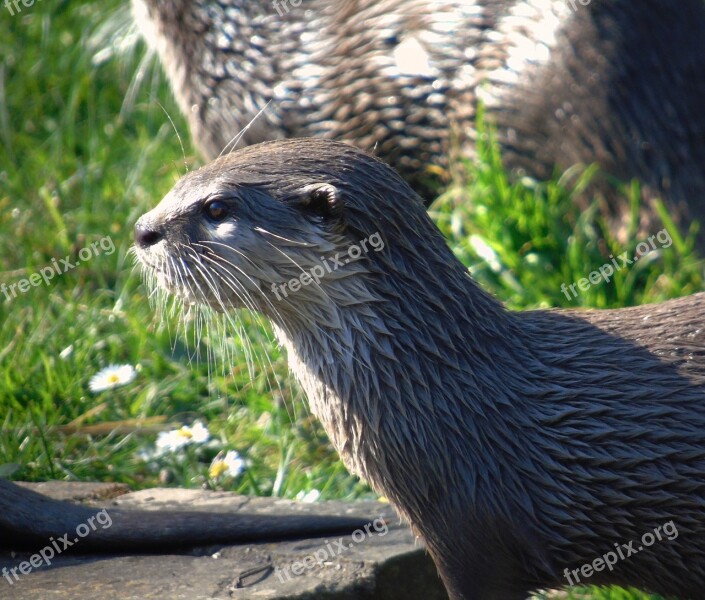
[88,364,137,392]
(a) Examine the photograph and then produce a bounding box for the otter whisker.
[218,100,273,159]
[195,254,258,313]
[205,250,371,382]
[183,247,233,307]
[195,255,283,379]
[170,254,199,360]
[179,255,223,367]
[204,245,369,379]
[157,101,189,174]
[184,244,294,407]
[195,240,260,271]
[185,247,268,382]
[196,247,283,320]
[189,250,262,326]
[253,227,316,247]
[150,256,180,355]
[194,240,320,337]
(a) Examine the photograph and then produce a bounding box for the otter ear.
[295,183,344,220]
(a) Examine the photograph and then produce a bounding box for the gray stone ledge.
[0,481,448,600]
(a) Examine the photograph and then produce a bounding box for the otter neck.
[269,216,533,537]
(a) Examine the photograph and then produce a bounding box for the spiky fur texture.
[135,138,705,600]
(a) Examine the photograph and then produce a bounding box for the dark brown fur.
[134,138,705,600]
[0,478,372,551]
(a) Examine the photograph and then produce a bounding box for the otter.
[134,138,705,600]
[130,0,705,236]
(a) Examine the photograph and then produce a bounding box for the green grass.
[0,0,363,500]
[0,2,701,599]
[434,113,702,312]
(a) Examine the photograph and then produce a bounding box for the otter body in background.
[135,138,705,600]
[131,0,705,233]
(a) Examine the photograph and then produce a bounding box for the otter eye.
[204,199,229,222]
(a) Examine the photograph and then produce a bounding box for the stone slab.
[0,482,448,600]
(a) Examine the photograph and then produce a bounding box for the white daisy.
[209,450,245,479]
[295,489,321,503]
[155,420,210,454]
[88,364,137,392]
[185,420,210,443]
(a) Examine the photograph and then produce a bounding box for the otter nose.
[134,221,164,248]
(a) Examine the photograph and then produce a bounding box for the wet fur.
[135,138,705,599]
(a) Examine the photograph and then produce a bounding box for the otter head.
[133,138,437,332]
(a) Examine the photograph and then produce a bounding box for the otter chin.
[135,138,705,600]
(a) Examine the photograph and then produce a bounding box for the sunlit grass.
[0,3,700,599]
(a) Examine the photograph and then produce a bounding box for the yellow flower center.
[209,461,227,479]
[107,374,120,384]
[177,427,193,439]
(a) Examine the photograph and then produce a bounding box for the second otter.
[135,138,705,600]
[132,0,705,236]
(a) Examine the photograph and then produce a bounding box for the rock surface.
[0,481,448,599]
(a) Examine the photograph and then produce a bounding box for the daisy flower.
[295,489,321,503]
[88,364,136,392]
[209,450,245,479]
[155,420,210,454]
